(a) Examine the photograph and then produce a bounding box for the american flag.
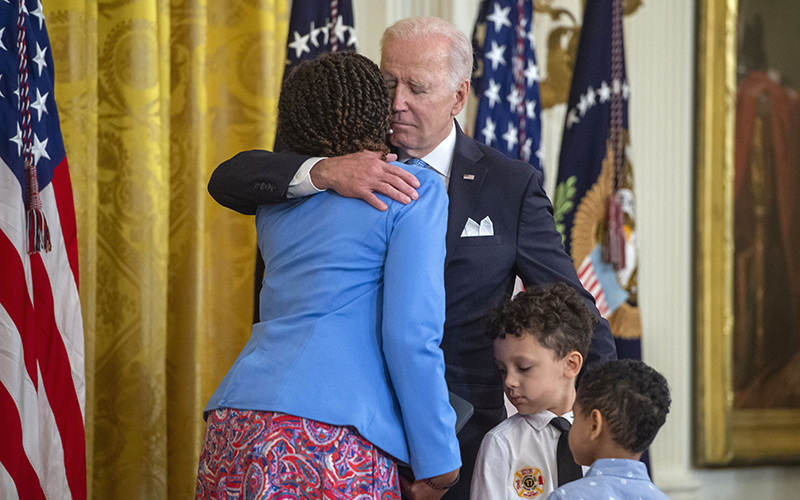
[471,0,543,172]
[0,1,86,499]
[285,0,356,71]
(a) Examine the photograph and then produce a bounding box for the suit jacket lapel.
[445,123,487,268]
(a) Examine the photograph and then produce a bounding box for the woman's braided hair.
[277,52,392,157]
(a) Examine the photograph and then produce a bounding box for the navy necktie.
[549,416,583,486]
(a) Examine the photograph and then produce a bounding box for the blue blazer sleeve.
[514,169,618,368]
[381,169,462,479]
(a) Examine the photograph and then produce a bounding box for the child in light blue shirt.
[548,359,671,500]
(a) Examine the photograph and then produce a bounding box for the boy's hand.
[310,150,420,211]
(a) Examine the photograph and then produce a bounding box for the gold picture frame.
[695,0,800,466]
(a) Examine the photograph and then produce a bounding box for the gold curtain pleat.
[48,0,288,497]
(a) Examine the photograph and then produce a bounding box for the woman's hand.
[399,468,460,500]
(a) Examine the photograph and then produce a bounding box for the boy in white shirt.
[470,283,597,500]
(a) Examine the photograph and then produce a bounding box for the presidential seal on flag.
[561,134,640,340]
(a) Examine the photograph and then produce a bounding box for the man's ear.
[564,351,583,379]
[451,80,470,116]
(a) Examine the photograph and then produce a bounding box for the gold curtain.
[47,0,287,497]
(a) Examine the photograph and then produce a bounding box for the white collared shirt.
[398,123,456,190]
[288,121,458,196]
[470,410,588,500]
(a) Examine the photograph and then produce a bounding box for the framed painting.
[695,0,800,465]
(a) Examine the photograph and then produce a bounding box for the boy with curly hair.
[471,282,597,500]
[548,359,671,500]
[547,359,671,500]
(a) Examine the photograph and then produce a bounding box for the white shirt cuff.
[287,157,325,198]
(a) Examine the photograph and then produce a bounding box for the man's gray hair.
[381,17,473,92]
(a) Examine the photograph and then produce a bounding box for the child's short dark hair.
[486,282,597,360]
[575,359,671,454]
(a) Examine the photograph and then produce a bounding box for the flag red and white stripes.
[577,255,610,318]
[0,158,86,500]
[1,1,86,498]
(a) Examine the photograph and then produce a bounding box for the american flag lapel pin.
[463,174,475,181]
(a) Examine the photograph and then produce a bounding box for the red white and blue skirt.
[196,408,401,500]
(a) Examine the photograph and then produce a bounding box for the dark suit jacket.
[209,125,616,385]
[208,123,617,496]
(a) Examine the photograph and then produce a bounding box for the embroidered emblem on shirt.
[513,467,545,498]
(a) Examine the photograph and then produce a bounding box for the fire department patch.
[513,466,545,498]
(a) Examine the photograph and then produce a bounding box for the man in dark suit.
[208,17,616,500]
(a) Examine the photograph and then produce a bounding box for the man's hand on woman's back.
[311,150,420,211]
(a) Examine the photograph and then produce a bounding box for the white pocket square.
[461,216,494,237]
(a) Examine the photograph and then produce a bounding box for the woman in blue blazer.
[196,53,461,499]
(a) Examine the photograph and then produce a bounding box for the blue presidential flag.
[285,0,356,72]
[553,0,640,360]
[471,0,543,172]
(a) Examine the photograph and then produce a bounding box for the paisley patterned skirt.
[195,409,400,500]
